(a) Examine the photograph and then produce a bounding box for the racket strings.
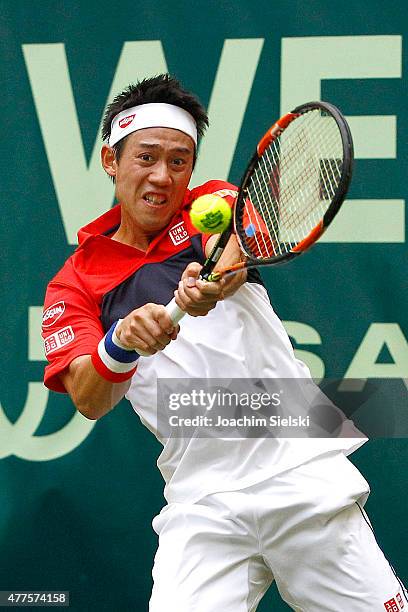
[243,139,285,258]
[267,113,339,243]
[281,112,341,238]
[242,109,344,259]
[251,167,283,256]
[277,111,342,227]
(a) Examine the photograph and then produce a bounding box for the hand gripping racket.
[166,100,354,325]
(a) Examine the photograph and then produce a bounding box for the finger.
[195,277,225,296]
[154,305,178,335]
[174,285,220,316]
[169,325,180,340]
[181,261,202,281]
[121,318,172,353]
[137,323,173,352]
[176,280,211,306]
[174,292,217,316]
[149,305,181,346]
[178,277,225,309]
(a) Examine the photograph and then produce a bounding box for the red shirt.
[42,180,238,393]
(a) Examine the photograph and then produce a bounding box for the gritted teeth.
[144,193,167,205]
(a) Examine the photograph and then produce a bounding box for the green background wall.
[1,1,407,609]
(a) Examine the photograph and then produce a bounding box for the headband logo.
[119,114,136,129]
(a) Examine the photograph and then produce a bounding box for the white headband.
[108,103,198,147]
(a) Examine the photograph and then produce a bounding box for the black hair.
[102,74,209,163]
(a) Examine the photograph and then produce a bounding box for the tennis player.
[42,75,406,611]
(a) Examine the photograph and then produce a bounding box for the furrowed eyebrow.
[137,142,193,155]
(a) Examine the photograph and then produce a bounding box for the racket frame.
[233,100,354,269]
[158,100,354,327]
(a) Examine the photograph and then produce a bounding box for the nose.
[150,161,172,186]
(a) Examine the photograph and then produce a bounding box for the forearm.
[61,355,131,420]
[60,305,177,419]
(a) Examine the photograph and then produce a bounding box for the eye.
[139,153,154,162]
[172,158,185,167]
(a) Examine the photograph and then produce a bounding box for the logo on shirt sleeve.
[384,594,405,611]
[169,221,189,246]
[42,301,66,328]
[44,326,75,356]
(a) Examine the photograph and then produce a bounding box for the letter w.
[23,40,263,244]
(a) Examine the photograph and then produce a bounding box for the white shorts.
[149,452,406,611]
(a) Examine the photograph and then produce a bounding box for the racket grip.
[136,298,185,357]
[165,297,186,324]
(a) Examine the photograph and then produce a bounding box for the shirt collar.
[77,190,193,246]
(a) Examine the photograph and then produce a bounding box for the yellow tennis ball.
[189,194,232,234]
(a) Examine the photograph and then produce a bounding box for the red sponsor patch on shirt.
[384,598,401,611]
[44,326,75,356]
[397,594,405,609]
[42,301,66,328]
[168,221,189,246]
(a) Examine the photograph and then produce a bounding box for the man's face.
[111,127,194,241]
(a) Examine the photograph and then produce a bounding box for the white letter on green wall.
[281,35,403,243]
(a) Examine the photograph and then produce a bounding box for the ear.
[101,145,117,178]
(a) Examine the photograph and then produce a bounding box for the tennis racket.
[168,100,353,325]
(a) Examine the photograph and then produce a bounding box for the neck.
[111,224,153,251]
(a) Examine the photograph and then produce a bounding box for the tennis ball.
[189,194,232,234]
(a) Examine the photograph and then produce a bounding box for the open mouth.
[143,193,167,206]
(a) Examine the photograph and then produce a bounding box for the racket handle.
[165,297,186,324]
[136,298,185,357]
